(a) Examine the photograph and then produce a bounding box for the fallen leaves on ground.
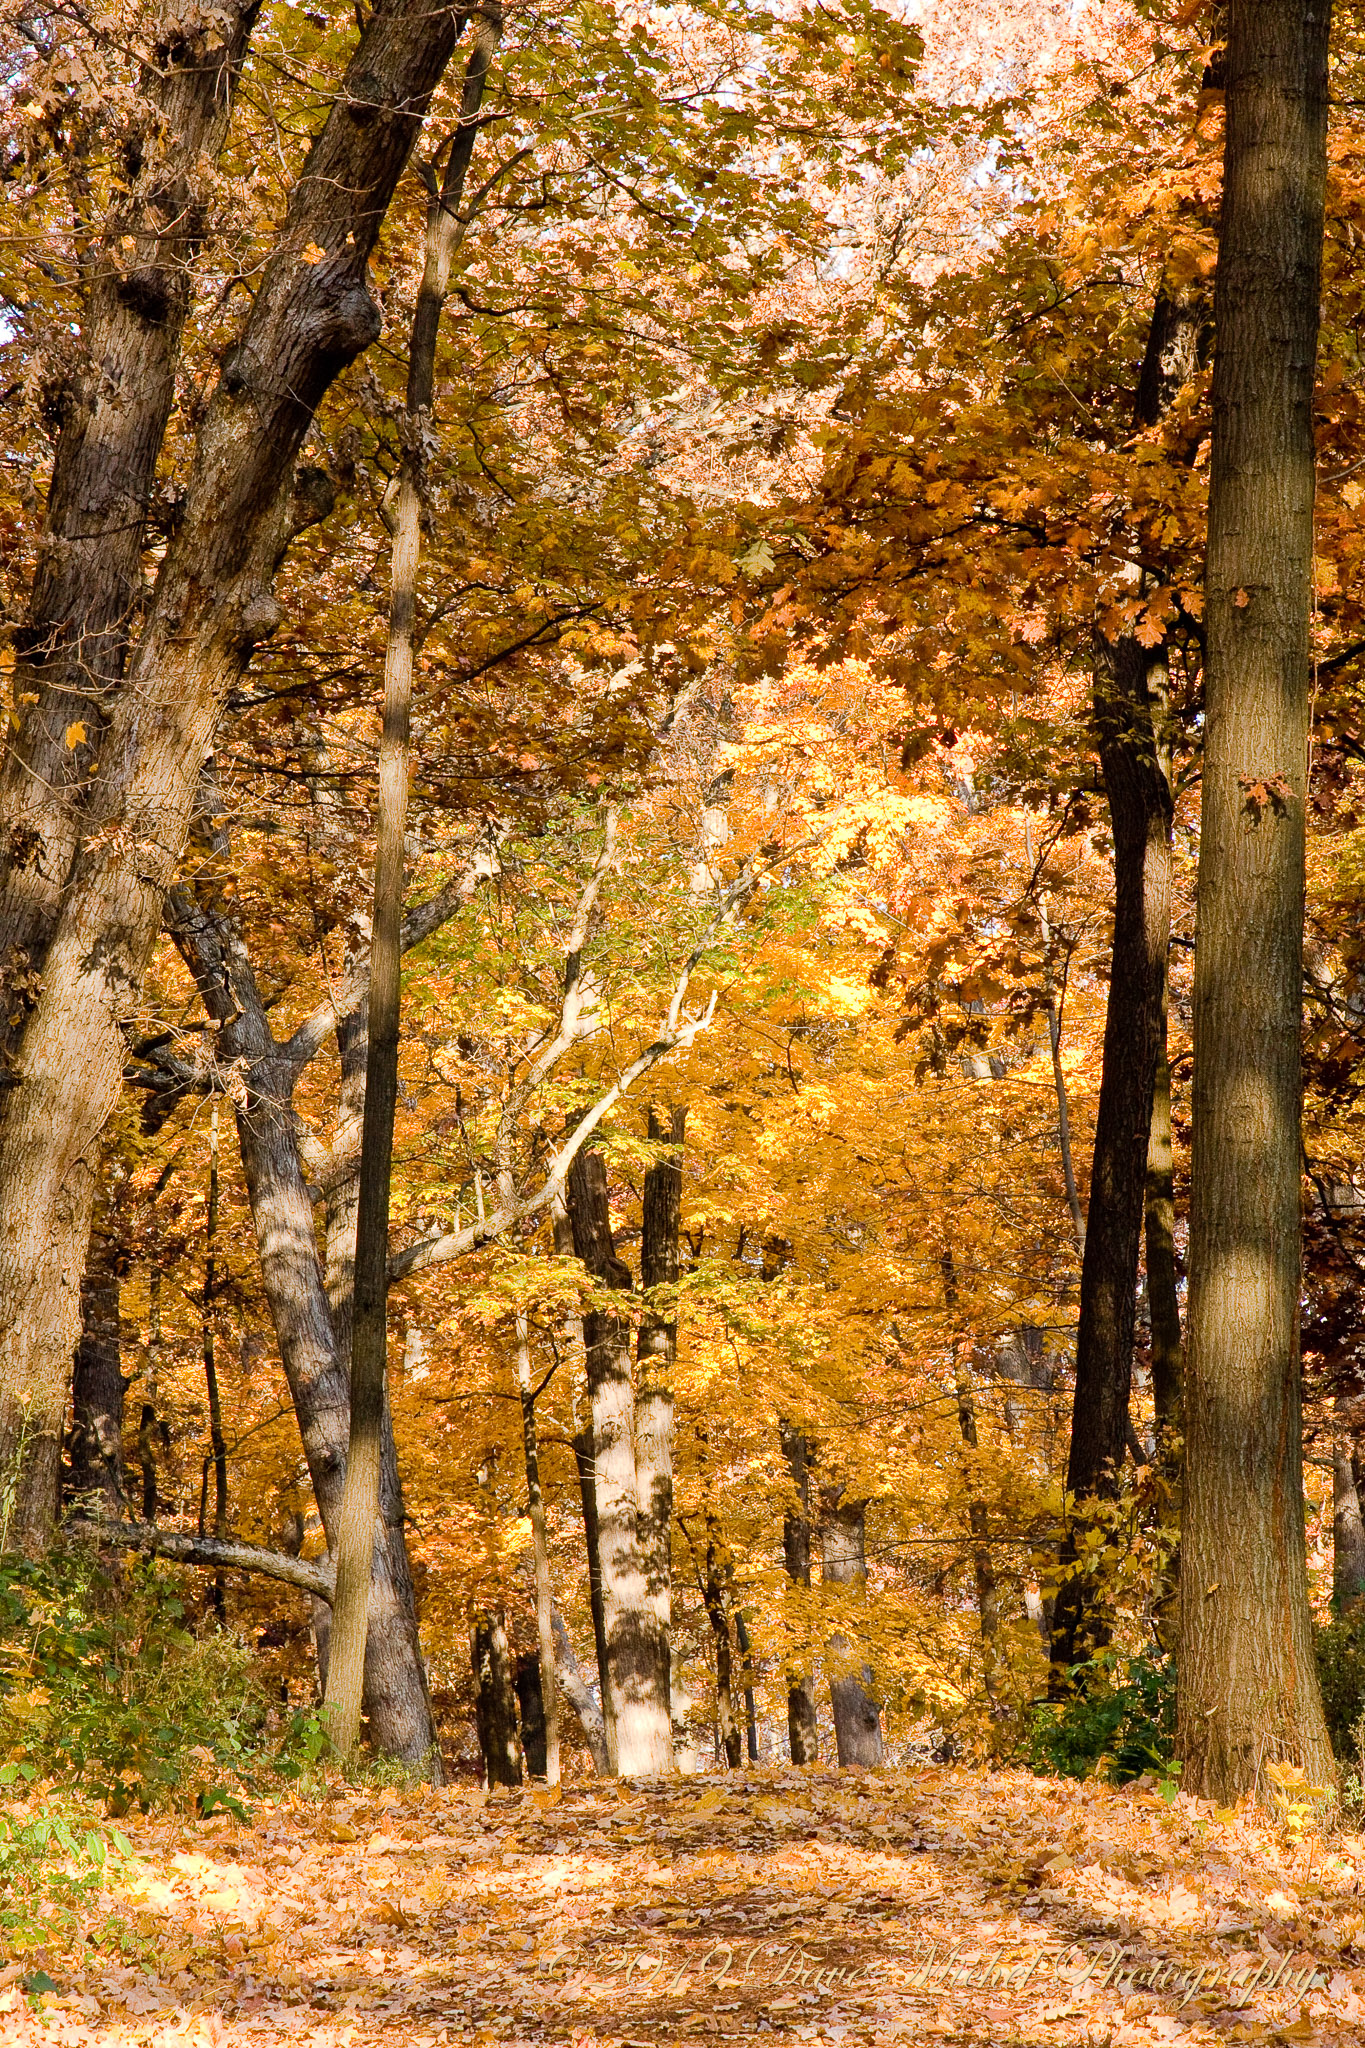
[6,1766,1365,2047]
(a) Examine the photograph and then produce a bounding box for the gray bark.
[821,1492,883,1768]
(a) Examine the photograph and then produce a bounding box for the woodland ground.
[5,1767,1365,2048]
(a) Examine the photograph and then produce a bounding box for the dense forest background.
[4,0,1365,1835]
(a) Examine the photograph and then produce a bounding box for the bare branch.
[65,1519,335,1601]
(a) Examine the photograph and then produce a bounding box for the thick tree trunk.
[635,1106,684,1738]
[0,0,463,1550]
[1334,1446,1365,1609]
[566,1147,673,1775]
[0,0,261,1050]
[472,1614,523,1788]
[821,1493,883,1767]
[1178,0,1336,1802]
[779,1421,820,1763]
[66,1176,126,1516]
[514,1653,548,1778]
[325,3,498,1761]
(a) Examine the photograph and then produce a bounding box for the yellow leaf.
[301,242,328,265]
[65,721,86,747]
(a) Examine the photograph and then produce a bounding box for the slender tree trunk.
[703,1540,743,1769]
[165,881,439,1770]
[1052,277,1203,1675]
[1334,1445,1365,1609]
[472,1613,523,1788]
[325,8,498,1761]
[516,1313,561,1784]
[941,1249,1001,1704]
[67,1174,126,1516]
[0,0,261,1058]
[734,1605,760,1762]
[1146,1005,1183,1445]
[636,1105,684,1744]
[1178,0,1336,1802]
[573,1421,613,1746]
[779,1421,820,1763]
[821,1491,883,1767]
[0,0,463,1551]
[201,1102,228,1619]
[566,1147,673,1775]
[550,1606,610,1774]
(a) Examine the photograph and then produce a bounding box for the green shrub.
[0,1794,138,1960]
[1314,1607,1365,1762]
[1022,1648,1177,1787]
[0,1545,301,1809]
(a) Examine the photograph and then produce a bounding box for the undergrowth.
[1022,1648,1179,1790]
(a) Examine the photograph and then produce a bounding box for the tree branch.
[65,1518,336,1601]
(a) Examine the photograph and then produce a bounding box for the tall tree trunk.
[516,1313,561,1784]
[165,881,440,1771]
[572,1421,613,1743]
[67,1173,126,1516]
[1051,282,1196,1676]
[703,1539,743,1769]
[1334,1445,1365,1609]
[0,0,261,1057]
[941,1249,1001,1706]
[0,0,463,1551]
[472,1613,523,1788]
[1146,1004,1183,1446]
[325,3,498,1761]
[733,1605,760,1762]
[821,1492,883,1767]
[1178,0,1336,1802]
[636,1105,684,1743]
[201,1102,228,1619]
[779,1421,820,1763]
[566,1147,673,1775]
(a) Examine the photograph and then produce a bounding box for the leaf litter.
[5,1765,1365,2047]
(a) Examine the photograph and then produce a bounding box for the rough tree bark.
[778,1421,820,1764]
[0,0,262,1053]
[0,0,464,1550]
[1178,0,1336,1801]
[821,1492,883,1767]
[514,1653,548,1779]
[325,2,499,1760]
[566,1147,673,1774]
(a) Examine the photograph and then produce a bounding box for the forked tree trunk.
[778,1421,820,1763]
[566,1147,673,1775]
[1178,0,1336,1802]
[0,0,463,1551]
[821,1492,883,1767]
[164,879,440,1771]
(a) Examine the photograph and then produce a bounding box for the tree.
[1177,0,1336,1802]
[0,0,466,1548]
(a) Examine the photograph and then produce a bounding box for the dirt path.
[6,1766,1365,2046]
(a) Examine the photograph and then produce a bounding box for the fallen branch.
[65,1518,336,1602]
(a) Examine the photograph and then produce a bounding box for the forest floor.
[5,1765,1365,2048]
